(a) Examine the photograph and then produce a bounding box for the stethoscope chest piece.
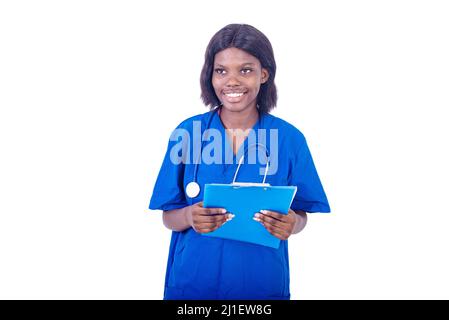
[186,181,200,198]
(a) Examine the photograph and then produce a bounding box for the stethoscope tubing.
[187,109,270,198]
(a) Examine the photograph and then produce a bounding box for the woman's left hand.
[254,209,298,240]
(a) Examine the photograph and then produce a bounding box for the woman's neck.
[219,106,259,130]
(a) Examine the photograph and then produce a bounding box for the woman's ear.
[261,68,269,84]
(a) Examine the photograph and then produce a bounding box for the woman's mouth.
[223,91,247,102]
[226,92,244,98]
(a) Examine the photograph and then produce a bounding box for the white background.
[1,0,448,299]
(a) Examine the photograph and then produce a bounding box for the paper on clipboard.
[202,183,297,249]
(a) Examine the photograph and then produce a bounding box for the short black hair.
[200,24,277,114]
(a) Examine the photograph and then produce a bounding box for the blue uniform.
[149,109,330,300]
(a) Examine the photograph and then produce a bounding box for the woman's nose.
[225,73,241,87]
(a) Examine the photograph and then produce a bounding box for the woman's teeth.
[225,92,244,98]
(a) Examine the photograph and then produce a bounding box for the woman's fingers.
[254,209,295,240]
[196,202,227,215]
[193,213,233,224]
[260,210,288,222]
[192,209,234,233]
[254,212,287,228]
[195,215,232,233]
[196,222,224,233]
[261,222,289,240]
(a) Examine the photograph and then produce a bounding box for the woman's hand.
[186,201,234,234]
[253,209,305,240]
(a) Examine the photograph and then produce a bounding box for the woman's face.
[212,47,269,114]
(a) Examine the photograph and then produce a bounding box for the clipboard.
[202,183,297,249]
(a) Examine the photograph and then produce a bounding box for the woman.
[150,24,330,300]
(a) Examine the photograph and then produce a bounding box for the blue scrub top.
[149,109,330,300]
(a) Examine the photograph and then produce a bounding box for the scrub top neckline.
[214,107,263,159]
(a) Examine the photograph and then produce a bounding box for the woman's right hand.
[186,201,234,234]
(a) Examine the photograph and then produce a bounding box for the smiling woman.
[212,48,269,112]
[149,23,330,300]
[211,48,271,154]
[200,24,277,115]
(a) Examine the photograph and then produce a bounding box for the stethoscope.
[185,109,270,198]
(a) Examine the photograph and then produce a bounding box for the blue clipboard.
[202,183,297,249]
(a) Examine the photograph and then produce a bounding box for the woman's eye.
[214,68,226,75]
[241,68,253,74]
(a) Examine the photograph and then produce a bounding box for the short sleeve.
[289,136,331,213]
[149,131,188,211]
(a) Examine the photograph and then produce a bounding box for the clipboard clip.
[231,182,271,188]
